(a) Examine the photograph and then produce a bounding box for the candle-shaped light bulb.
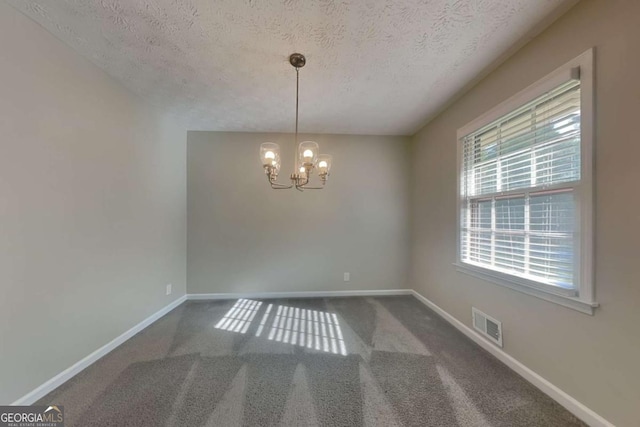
[265,151,275,160]
[318,160,328,168]
[303,149,313,159]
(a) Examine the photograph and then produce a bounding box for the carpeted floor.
[37,296,585,426]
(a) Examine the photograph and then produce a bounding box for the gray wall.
[188,132,410,294]
[0,2,186,404]
[409,0,639,425]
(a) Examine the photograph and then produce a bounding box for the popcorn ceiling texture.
[9,0,569,135]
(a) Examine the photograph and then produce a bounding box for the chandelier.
[259,53,332,191]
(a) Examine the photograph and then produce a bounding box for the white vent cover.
[472,307,503,347]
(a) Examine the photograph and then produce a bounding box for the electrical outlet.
[343,272,350,282]
[166,284,172,295]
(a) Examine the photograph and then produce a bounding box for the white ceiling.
[10,0,572,135]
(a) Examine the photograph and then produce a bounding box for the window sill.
[453,262,598,315]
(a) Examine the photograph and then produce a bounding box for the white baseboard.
[11,295,187,406]
[16,288,609,427]
[410,290,613,427]
[187,289,412,300]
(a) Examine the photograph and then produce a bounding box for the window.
[456,50,596,314]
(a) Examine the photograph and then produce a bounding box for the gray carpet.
[37,296,585,426]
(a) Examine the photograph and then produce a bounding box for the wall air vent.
[472,307,503,347]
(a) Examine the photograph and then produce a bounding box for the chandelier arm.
[298,168,326,190]
[296,183,324,190]
[269,180,293,189]
[266,173,293,189]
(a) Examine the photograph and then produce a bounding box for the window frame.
[455,49,597,315]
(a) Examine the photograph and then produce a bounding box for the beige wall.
[409,1,640,425]
[0,3,186,404]
[188,132,410,294]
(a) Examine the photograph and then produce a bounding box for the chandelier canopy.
[259,53,332,191]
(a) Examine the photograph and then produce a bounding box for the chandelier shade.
[298,141,319,166]
[260,142,281,167]
[317,154,332,174]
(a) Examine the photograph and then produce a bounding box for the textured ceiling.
[10,0,572,135]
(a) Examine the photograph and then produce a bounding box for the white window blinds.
[460,79,581,292]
